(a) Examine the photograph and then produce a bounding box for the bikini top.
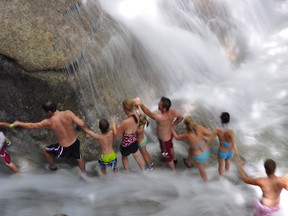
[220,141,230,148]
[122,132,137,147]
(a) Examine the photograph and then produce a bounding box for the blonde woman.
[111,99,145,172]
[136,113,153,170]
[172,116,211,181]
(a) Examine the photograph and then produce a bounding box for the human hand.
[134,97,141,106]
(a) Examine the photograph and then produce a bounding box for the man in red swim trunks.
[135,97,183,170]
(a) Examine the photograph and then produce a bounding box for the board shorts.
[98,151,118,170]
[253,199,280,216]
[120,140,139,157]
[45,139,82,159]
[159,136,173,163]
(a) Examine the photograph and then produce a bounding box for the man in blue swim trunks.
[13,101,86,173]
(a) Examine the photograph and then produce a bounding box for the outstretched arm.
[69,110,85,127]
[205,128,219,146]
[13,119,50,129]
[171,108,184,127]
[172,129,187,141]
[0,122,10,128]
[235,152,262,186]
[82,126,101,140]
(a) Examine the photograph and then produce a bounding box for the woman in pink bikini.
[111,99,145,172]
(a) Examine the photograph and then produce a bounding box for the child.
[136,113,153,170]
[0,122,19,173]
[82,119,118,175]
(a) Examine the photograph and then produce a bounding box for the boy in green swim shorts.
[82,119,118,175]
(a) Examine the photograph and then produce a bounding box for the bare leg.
[132,150,145,171]
[186,147,193,166]
[43,148,56,168]
[122,156,129,171]
[7,162,20,173]
[139,146,151,167]
[225,158,230,172]
[77,158,86,173]
[168,160,175,171]
[113,167,119,173]
[170,147,177,162]
[193,158,207,182]
[100,168,107,175]
[217,153,225,176]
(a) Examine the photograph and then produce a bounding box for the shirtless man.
[135,97,183,170]
[82,119,118,175]
[13,101,86,172]
[236,157,288,216]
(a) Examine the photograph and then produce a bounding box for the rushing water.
[1,0,288,215]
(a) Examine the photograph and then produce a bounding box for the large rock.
[0,0,102,71]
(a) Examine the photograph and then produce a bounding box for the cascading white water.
[1,0,288,215]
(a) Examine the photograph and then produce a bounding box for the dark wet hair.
[264,159,276,175]
[220,112,230,124]
[99,119,109,133]
[42,101,57,113]
[161,96,171,111]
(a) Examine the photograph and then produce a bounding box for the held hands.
[134,97,141,106]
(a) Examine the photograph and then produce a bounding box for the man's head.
[220,112,230,124]
[264,159,276,175]
[99,119,110,133]
[158,96,171,112]
[42,101,57,113]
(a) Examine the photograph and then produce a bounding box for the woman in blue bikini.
[172,116,211,182]
[206,112,238,176]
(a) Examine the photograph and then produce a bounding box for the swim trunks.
[253,199,280,216]
[120,140,139,157]
[45,139,82,159]
[193,150,210,163]
[0,148,11,165]
[139,135,148,148]
[216,148,233,159]
[98,151,118,170]
[159,136,173,163]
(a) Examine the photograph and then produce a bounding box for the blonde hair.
[184,116,197,133]
[122,98,135,112]
[139,113,149,127]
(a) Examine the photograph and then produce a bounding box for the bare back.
[186,125,211,156]
[216,127,234,153]
[45,110,82,147]
[96,130,114,155]
[258,176,287,207]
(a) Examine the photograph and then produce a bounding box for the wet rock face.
[0,0,102,71]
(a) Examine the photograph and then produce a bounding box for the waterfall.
[1,0,288,215]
